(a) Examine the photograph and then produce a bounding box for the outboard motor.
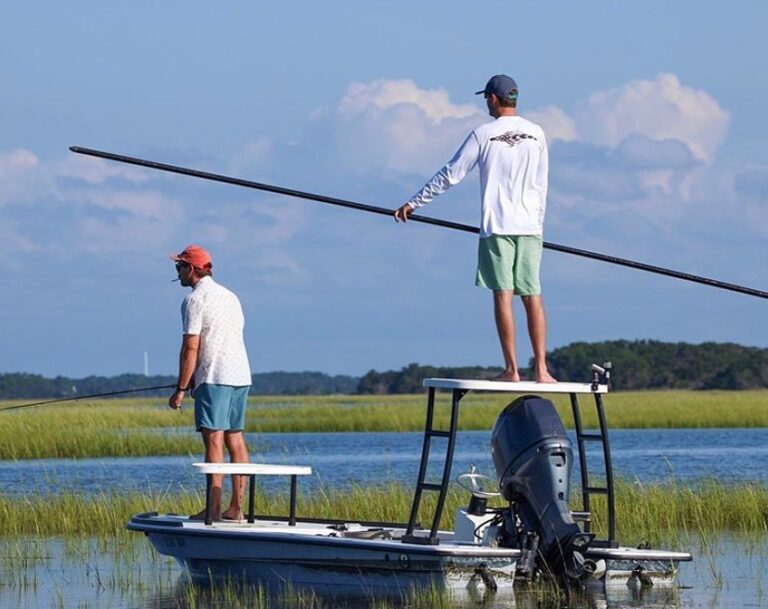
[491,395,592,582]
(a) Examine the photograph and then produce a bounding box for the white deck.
[423,378,608,394]
[192,463,312,476]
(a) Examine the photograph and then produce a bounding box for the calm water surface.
[1,428,767,496]
[1,536,766,609]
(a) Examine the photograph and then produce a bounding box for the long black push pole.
[0,384,176,412]
[70,146,768,300]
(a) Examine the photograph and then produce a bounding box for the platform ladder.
[570,363,617,547]
[402,386,465,545]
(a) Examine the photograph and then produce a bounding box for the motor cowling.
[491,395,592,582]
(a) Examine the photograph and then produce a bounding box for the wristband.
[177,386,187,392]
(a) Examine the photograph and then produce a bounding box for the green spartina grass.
[0,401,198,459]
[246,390,768,432]
[1,389,766,459]
[1,479,766,545]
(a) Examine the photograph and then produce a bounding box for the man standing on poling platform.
[394,75,556,383]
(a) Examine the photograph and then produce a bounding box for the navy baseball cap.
[476,74,519,100]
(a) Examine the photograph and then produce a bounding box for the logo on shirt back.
[490,131,538,148]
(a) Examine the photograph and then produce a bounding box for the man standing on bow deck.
[168,244,253,521]
[394,75,556,383]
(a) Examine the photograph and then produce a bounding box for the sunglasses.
[175,262,190,271]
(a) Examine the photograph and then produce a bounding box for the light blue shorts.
[192,384,250,431]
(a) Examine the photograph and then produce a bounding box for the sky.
[1,1,766,379]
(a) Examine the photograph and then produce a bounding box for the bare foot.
[536,370,558,383]
[491,370,521,382]
[221,508,244,521]
[189,508,221,521]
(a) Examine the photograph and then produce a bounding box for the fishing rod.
[0,384,176,412]
[70,146,768,300]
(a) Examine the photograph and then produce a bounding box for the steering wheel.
[456,471,502,498]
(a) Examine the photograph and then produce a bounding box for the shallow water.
[1,428,767,497]
[0,535,766,609]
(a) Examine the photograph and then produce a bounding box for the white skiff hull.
[129,513,519,595]
[128,512,690,595]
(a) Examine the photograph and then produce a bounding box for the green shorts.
[192,383,250,431]
[475,234,543,294]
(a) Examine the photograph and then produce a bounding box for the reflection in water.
[1,536,765,609]
[142,575,682,609]
[579,583,679,609]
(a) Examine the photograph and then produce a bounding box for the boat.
[127,365,691,596]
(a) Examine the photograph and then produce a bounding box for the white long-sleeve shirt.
[407,115,548,238]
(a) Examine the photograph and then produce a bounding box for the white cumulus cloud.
[0,148,44,206]
[574,73,729,162]
[321,74,729,184]
[77,189,184,220]
[0,145,193,259]
[337,79,479,124]
[331,79,485,175]
[0,148,38,176]
[526,105,578,143]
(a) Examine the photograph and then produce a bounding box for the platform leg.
[289,475,298,526]
[429,388,464,540]
[205,474,213,526]
[405,387,436,536]
[248,474,256,523]
[570,393,591,532]
[595,393,616,542]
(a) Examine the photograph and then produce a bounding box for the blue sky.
[1,1,766,379]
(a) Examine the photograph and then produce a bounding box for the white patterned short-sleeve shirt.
[181,276,252,387]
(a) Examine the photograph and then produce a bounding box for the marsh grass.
[1,479,766,544]
[2,389,766,460]
[592,479,768,546]
[247,390,768,432]
[0,483,442,539]
[0,401,200,460]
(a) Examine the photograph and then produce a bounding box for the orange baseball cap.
[170,244,212,269]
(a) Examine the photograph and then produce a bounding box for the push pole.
[69,146,768,300]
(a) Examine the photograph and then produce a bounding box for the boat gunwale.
[129,510,412,530]
[127,513,524,557]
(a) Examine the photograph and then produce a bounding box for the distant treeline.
[251,371,357,395]
[358,341,768,393]
[0,371,357,400]
[1,341,765,399]
[547,340,768,390]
